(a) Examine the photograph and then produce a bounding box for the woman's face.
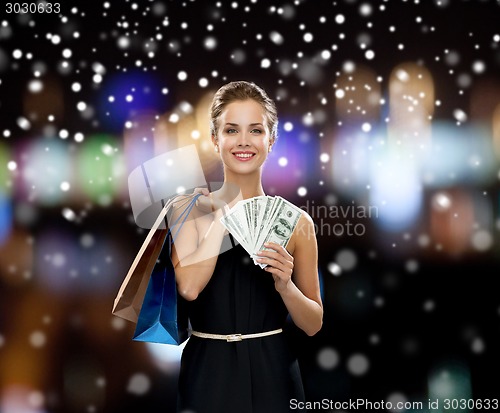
[214,99,273,175]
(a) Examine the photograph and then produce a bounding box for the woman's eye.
[226,128,238,134]
[251,129,263,134]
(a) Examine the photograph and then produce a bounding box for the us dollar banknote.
[252,197,302,268]
[219,195,303,268]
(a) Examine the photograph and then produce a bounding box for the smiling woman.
[171,81,323,413]
[209,82,277,182]
[213,99,273,176]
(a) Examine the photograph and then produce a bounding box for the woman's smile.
[232,151,256,161]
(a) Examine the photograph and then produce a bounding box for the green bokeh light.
[77,134,124,206]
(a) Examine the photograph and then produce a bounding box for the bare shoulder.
[288,208,316,255]
[298,208,314,227]
[296,208,316,238]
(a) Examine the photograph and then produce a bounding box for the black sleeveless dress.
[177,234,305,413]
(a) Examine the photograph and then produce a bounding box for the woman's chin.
[225,162,263,176]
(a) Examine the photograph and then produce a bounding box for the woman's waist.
[189,327,283,342]
[188,318,286,336]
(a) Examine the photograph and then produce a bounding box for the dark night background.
[0,0,500,412]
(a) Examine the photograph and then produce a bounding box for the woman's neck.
[220,169,265,201]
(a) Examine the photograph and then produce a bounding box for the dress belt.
[190,328,283,342]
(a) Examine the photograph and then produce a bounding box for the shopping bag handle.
[167,193,202,245]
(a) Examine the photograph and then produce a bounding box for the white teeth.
[234,153,254,158]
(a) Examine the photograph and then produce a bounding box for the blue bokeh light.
[98,70,169,132]
[263,119,320,196]
[0,192,12,246]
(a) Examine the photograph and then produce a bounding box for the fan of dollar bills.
[219,196,303,268]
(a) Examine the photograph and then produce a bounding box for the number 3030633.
[6,3,61,13]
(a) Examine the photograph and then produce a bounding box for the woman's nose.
[236,132,250,146]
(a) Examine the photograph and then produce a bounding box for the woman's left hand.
[255,242,294,293]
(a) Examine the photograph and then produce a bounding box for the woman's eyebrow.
[224,122,264,127]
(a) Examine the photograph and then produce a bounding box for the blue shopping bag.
[133,194,200,345]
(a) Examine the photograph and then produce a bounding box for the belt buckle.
[226,334,242,342]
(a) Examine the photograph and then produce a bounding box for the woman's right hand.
[192,188,228,215]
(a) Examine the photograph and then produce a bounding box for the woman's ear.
[212,135,219,152]
[268,136,276,152]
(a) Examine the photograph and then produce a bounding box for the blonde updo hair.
[209,81,278,142]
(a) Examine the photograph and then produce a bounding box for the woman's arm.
[255,212,323,336]
[171,194,227,301]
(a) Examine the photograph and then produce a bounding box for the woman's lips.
[232,152,256,162]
